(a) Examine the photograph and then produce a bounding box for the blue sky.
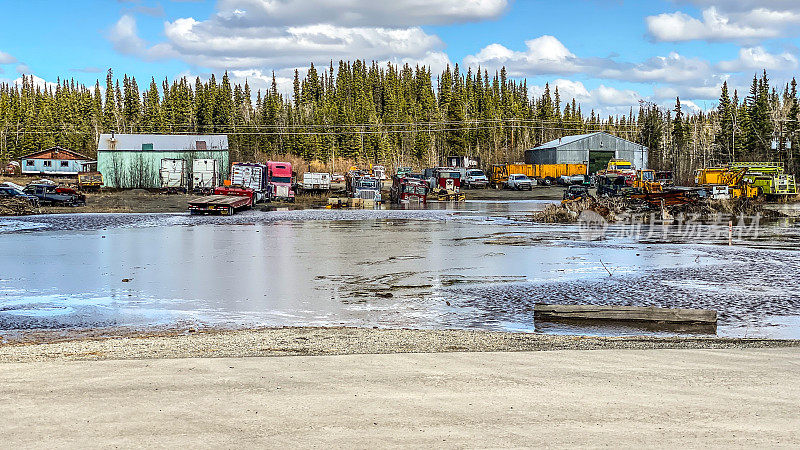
[2,0,800,114]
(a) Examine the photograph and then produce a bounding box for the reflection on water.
[1,200,799,338]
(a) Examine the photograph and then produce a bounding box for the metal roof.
[97,134,229,152]
[532,132,603,150]
[21,146,91,160]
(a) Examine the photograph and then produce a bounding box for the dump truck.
[597,159,636,185]
[77,171,103,192]
[489,163,587,187]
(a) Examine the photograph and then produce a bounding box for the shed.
[21,147,93,176]
[525,132,648,174]
[97,134,230,188]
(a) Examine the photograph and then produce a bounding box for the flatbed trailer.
[188,195,252,215]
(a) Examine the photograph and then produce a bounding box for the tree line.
[0,63,797,180]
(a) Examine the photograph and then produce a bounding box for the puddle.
[1,203,800,338]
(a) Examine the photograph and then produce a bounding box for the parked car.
[506,174,533,190]
[464,169,489,189]
[0,185,39,206]
[23,183,85,206]
[0,181,26,191]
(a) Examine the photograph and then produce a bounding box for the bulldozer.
[633,169,663,194]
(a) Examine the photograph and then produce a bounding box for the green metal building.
[97,134,230,188]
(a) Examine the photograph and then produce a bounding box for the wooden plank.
[534,304,717,324]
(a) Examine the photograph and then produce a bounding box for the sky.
[2,0,800,116]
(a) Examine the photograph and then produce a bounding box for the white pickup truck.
[506,174,534,190]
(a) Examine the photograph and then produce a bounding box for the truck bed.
[188,195,252,215]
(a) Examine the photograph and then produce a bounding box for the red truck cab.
[390,176,428,204]
[267,161,295,202]
[433,168,462,192]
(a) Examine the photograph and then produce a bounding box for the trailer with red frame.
[188,186,254,215]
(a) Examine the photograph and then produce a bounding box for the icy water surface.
[1,200,799,338]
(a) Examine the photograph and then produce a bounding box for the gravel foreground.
[1,326,798,363]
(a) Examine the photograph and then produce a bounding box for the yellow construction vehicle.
[633,169,663,194]
[695,167,760,199]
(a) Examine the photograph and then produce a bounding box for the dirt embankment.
[0,198,38,216]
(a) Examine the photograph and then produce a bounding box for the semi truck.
[231,162,268,202]
[346,170,382,203]
[266,161,295,202]
[390,176,428,204]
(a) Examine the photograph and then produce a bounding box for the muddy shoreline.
[1,326,797,363]
[1,174,565,215]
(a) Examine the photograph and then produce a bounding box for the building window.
[61,161,69,167]
[26,160,34,166]
[43,161,52,167]
[142,143,154,151]
[196,141,207,151]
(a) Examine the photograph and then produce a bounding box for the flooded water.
[2,200,799,338]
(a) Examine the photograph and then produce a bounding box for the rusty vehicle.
[390,176,428,204]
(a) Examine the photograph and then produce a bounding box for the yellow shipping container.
[533,163,587,179]
[491,163,587,187]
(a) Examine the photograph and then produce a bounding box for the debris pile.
[533,197,626,223]
[0,198,37,216]
[532,195,788,224]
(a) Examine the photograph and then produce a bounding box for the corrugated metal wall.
[524,133,648,171]
[97,150,230,188]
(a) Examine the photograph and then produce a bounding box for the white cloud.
[464,36,583,76]
[652,85,722,101]
[107,15,177,60]
[608,52,713,84]
[162,19,445,68]
[214,0,509,27]
[10,74,59,91]
[718,46,799,72]
[647,5,800,43]
[530,80,641,115]
[109,0,481,71]
[465,37,712,86]
[0,50,16,64]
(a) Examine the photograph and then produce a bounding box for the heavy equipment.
[695,167,760,199]
[728,162,797,198]
[633,169,663,194]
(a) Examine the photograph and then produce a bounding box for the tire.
[543,177,553,186]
